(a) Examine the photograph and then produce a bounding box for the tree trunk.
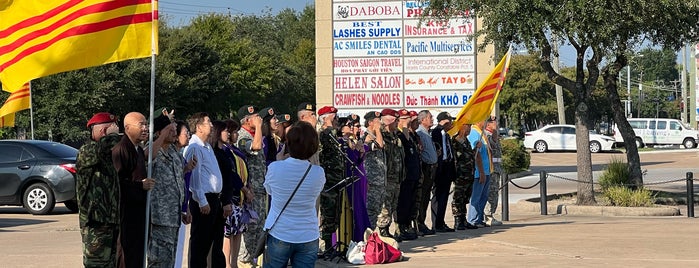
[602,73,644,187]
[574,101,596,205]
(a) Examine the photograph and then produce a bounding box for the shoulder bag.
[253,163,313,258]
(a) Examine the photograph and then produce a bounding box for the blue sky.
[159,0,313,25]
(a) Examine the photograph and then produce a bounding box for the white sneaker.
[489,217,503,226]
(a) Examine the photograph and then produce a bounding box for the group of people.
[75,101,504,268]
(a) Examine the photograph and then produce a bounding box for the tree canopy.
[0,6,316,145]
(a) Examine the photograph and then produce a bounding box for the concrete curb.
[512,200,681,216]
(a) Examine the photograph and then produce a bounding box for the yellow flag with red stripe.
[0,83,31,127]
[0,0,158,92]
[448,47,512,136]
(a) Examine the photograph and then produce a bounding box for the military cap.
[258,107,275,121]
[297,102,315,112]
[364,111,381,121]
[275,113,291,124]
[237,105,257,120]
[153,114,172,133]
[397,109,410,119]
[87,112,118,128]
[380,108,399,118]
[318,106,338,116]
[436,111,455,121]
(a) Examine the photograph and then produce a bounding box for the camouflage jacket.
[362,132,386,187]
[319,127,345,186]
[486,130,503,173]
[237,128,267,193]
[150,144,185,227]
[452,135,475,180]
[381,129,406,183]
[76,133,121,227]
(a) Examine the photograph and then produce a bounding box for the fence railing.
[501,171,697,219]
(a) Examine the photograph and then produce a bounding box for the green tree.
[425,0,699,204]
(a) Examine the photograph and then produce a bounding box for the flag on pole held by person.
[448,47,513,136]
[0,0,158,92]
[0,82,31,127]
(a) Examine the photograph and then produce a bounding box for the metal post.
[540,171,547,215]
[687,172,694,218]
[501,173,509,221]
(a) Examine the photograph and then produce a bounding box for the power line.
[159,0,251,14]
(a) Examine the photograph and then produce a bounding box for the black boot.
[398,224,417,240]
[454,216,466,230]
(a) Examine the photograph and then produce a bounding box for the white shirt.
[184,134,222,207]
[264,157,325,243]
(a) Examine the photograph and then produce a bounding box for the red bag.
[364,232,402,264]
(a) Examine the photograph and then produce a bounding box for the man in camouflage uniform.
[317,105,345,252]
[76,112,121,268]
[395,109,419,241]
[148,115,185,268]
[235,105,267,265]
[451,123,478,230]
[362,111,385,232]
[377,108,405,239]
[484,116,503,226]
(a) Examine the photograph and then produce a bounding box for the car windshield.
[34,142,78,158]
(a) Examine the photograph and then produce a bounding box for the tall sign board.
[327,0,479,116]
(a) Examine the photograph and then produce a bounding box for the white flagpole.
[143,0,157,266]
[28,81,34,140]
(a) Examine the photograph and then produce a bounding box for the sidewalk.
[317,213,699,267]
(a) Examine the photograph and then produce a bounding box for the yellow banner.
[0,0,158,92]
[0,83,31,118]
[0,113,15,127]
[448,47,512,136]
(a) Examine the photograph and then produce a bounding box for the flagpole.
[143,0,157,266]
[28,81,34,140]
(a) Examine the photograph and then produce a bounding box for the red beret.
[380,108,399,118]
[87,112,118,128]
[409,110,418,118]
[398,109,410,118]
[318,106,338,116]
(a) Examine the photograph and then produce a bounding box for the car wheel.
[589,141,602,153]
[683,138,696,149]
[23,183,55,215]
[635,138,644,148]
[64,200,79,213]
[534,140,548,153]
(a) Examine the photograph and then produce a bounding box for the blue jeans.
[467,175,491,225]
[263,235,318,268]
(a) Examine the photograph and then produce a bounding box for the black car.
[0,140,79,214]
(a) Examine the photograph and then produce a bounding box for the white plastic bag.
[346,241,366,264]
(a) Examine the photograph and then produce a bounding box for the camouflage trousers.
[81,222,119,268]
[147,225,179,268]
[239,189,268,264]
[366,173,386,230]
[484,172,501,215]
[377,180,400,228]
[319,191,340,245]
[451,176,475,217]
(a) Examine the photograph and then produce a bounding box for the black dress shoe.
[465,223,478,229]
[435,225,455,232]
[418,224,435,235]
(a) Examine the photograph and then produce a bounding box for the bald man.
[112,112,155,268]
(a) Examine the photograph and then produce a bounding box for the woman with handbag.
[262,121,326,267]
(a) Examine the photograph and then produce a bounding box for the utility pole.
[681,46,688,124]
[553,37,565,124]
[638,71,643,117]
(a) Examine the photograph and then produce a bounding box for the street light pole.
[637,71,643,117]
[627,65,631,117]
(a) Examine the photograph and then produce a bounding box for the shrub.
[603,186,655,207]
[501,138,530,174]
[598,157,630,191]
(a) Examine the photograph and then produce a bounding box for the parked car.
[0,140,78,214]
[612,118,699,149]
[523,124,616,153]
